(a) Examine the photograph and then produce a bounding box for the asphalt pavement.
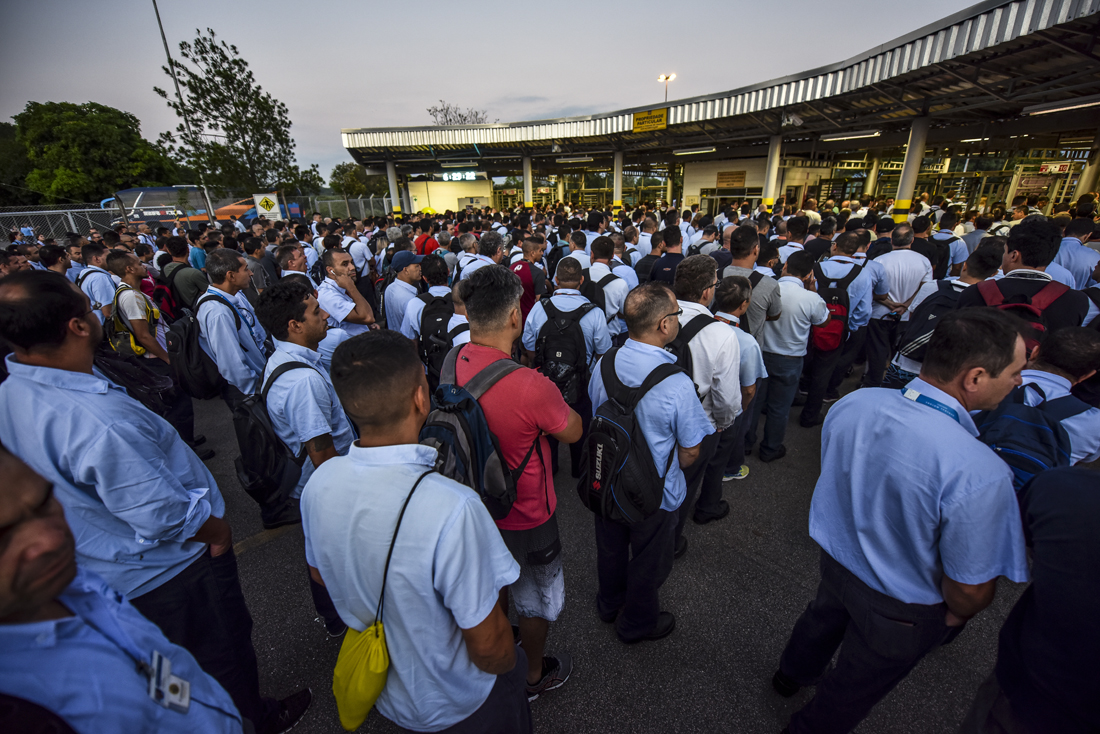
[195,371,1026,734]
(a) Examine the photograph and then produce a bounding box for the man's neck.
[469,328,517,355]
[629,333,667,349]
[730,257,755,268]
[212,282,239,296]
[285,335,320,352]
[592,258,611,267]
[172,255,188,264]
[665,247,682,255]
[121,275,142,289]
[918,373,978,412]
[1006,265,1046,273]
[14,346,94,376]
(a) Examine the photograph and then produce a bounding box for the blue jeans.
[754,353,804,457]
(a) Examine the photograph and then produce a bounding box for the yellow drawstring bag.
[332,470,433,731]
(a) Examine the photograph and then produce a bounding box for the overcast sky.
[2,0,968,182]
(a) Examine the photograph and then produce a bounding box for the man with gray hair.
[198,248,269,405]
[460,230,504,280]
[455,232,479,279]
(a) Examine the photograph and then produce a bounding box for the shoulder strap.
[165,262,188,287]
[632,362,684,407]
[464,357,524,399]
[196,293,242,331]
[749,271,764,287]
[977,279,1004,307]
[439,343,464,385]
[544,300,596,323]
[1028,280,1070,311]
[376,469,434,624]
[260,361,312,400]
[416,291,433,304]
[837,263,862,289]
[598,272,618,288]
[1084,287,1100,310]
[447,322,470,340]
[679,313,717,345]
[1043,394,1093,422]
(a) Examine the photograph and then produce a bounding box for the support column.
[386,161,401,215]
[665,170,673,207]
[762,134,783,212]
[612,151,624,213]
[1005,166,1023,209]
[865,154,881,197]
[893,117,930,224]
[1073,127,1100,200]
[557,175,565,203]
[522,156,533,209]
[401,181,413,215]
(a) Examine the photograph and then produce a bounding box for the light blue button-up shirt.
[715,313,768,386]
[1018,369,1100,465]
[522,289,612,366]
[318,327,350,373]
[400,285,452,340]
[458,254,497,280]
[317,277,371,336]
[0,568,242,734]
[383,278,419,332]
[612,258,640,290]
[263,340,355,499]
[808,378,1030,605]
[67,259,86,283]
[78,265,117,322]
[0,358,224,597]
[197,286,267,395]
[1052,236,1100,290]
[588,340,714,511]
[931,230,969,266]
[819,255,887,331]
[302,443,519,732]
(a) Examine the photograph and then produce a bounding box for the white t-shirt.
[116,286,166,358]
[870,249,934,321]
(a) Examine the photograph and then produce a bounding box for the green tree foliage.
[0,122,35,206]
[12,102,176,204]
[156,28,313,193]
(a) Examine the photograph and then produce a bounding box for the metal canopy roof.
[343,0,1100,172]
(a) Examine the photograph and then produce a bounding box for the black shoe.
[759,446,787,463]
[693,500,730,525]
[189,434,207,447]
[823,391,841,403]
[619,611,675,644]
[772,670,801,698]
[745,444,753,456]
[799,413,825,428]
[792,391,808,406]
[260,688,312,734]
[261,498,302,530]
[596,594,620,624]
[192,446,215,461]
[674,535,688,560]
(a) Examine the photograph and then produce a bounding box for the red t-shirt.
[510,261,536,321]
[415,234,440,256]
[454,343,570,530]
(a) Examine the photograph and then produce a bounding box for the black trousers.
[399,647,532,734]
[548,389,591,478]
[145,358,196,444]
[675,430,721,541]
[827,326,867,394]
[594,509,676,641]
[695,424,740,518]
[131,548,275,731]
[800,337,845,422]
[308,568,344,634]
[725,394,756,472]
[862,319,900,388]
[778,550,953,734]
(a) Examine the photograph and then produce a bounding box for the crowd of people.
[1,189,1099,734]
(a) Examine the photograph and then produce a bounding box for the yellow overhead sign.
[633,108,668,133]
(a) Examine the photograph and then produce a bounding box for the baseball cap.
[392,250,424,272]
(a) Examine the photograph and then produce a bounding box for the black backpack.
[579,269,619,315]
[896,280,965,363]
[973,383,1090,490]
[149,270,182,323]
[545,243,568,280]
[164,262,193,310]
[929,236,956,280]
[810,262,862,352]
[232,362,311,507]
[577,349,682,524]
[663,313,716,395]
[93,343,178,416]
[309,256,325,285]
[417,292,457,391]
[534,300,598,404]
[166,295,240,400]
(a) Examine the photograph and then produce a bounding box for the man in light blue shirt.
[383,249,423,329]
[1051,219,1099,290]
[316,248,376,336]
[77,242,116,323]
[304,330,530,732]
[930,211,969,276]
[399,255,451,340]
[0,448,244,734]
[589,282,713,644]
[0,271,310,734]
[563,230,592,270]
[772,308,1030,734]
[197,249,268,400]
[523,258,612,477]
[610,239,640,290]
[459,230,505,280]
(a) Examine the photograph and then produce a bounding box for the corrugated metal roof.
[342,0,1100,152]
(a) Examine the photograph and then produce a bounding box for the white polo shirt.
[758,276,829,357]
[676,300,742,429]
[869,248,934,321]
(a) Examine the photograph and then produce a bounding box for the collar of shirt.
[1003,268,1052,281]
[778,275,805,288]
[4,357,110,395]
[85,265,111,276]
[903,376,979,437]
[715,311,740,325]
[427,285,451,297]
[679,299,714,320]
[553,287,581,296]
[349,442,438,469]
[623,337,677,364]
[830,255,859,266]
[589,261,613,278]
[783,242,804,251]
[1020,368,1072,397]
[475,254,495,265]
[272,338,324,368]
[321,277,348,296]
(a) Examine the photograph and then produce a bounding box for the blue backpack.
[973,383,1090,490]
[419,344,541,520]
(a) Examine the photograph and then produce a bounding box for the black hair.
[1006,218,1060,268]
[673,254,717,303]
[786,216,809,241]
[964,246,1002,279]
[922,309,1023,383]
[663,224,682,248]
[875,217,895,234]
[421,254,449,286]
[591,236,614,261]
[331,330,424,429]
[728,225,759,260]
[206,248,245,284]
[39,244,68,269]
[81,243,107,263]
[460,264,522,331]
[1033,327,1100,380]
[0,270,87,350]
[555,257,582,285]
[255,279,313,340]
[715,275,752,313]
[785,250,815,278]
[623,281,676,335]
[1065,218,1096,239]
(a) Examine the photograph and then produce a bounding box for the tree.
[427,100,494,126]
[329,162,368,213]
[0,122,35,206]
[155,28,303,193]
[13,102,176,204]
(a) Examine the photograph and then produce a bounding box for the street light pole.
[658,73,677,103]
[152,0,217,225]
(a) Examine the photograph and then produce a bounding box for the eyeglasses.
[707,281,718,290]
[663,308,683,322]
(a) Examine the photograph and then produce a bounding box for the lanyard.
[900,388,960,424]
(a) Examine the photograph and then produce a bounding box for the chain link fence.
[285,196,393,220]
[1,206,116,242]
